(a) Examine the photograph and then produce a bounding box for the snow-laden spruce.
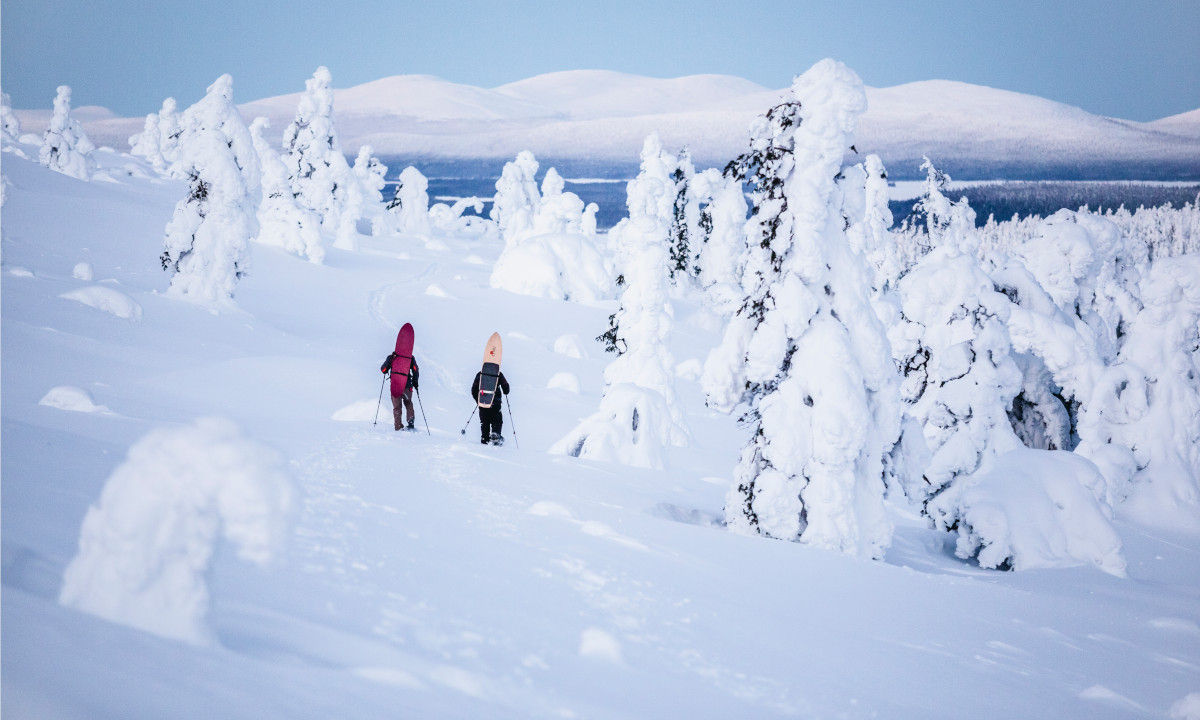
[59,418,293,645]
[693,168,749,316]
[491,150,541,244]
[39,85,95,180]
[129,111,167,173]
[703,60,900,559]
[1108,255,1200,531]
[160,74,260,304]
[552,153,687,468]
[668,149,700,283]
[249,117,324,263]
[891,179,1126,573]
[489,150,610,302]
[2,92,22,142]
[281,67,360,250]
[353,145,388,233]
[383,165,432,236]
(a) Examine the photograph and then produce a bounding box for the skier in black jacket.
[471,370,510,444]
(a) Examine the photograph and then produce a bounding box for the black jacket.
[471,370,509,401]
[381,353,419,389]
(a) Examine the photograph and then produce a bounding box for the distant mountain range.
[16,70,1200,179]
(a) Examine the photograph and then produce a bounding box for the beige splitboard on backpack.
[477,332,503,408]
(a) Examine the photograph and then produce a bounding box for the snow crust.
[59,418,294,644]
[59,285,142,320]
[38,385,109,413]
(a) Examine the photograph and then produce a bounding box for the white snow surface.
[59,284,142,320]
[3,135,1200,719]
[38,385,109,414]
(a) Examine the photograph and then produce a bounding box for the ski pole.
[459,405,478,436]
[414,387,431,435]
[505,394,519,449]
[372,374,387,426]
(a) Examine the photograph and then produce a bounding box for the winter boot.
[490,432,505,447]
[407,419,415,431]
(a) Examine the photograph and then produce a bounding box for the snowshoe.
[490,433,505,447]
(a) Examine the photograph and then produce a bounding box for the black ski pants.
[480,403,503,442]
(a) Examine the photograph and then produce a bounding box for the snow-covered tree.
[383,165,432,236]
[702,59,900,559]
[1,92,21,142]
[129,111,167,173]
[160,75,260,305]
[491,150,541,244]
[281,67,359,250]
[552,162,687,468]
[1104,255,1200,530]
[532,167,590,236]
[39,86,94,180]
[353,145,388,234]
[489,151,610,302]
[842,154,901,293]
[693,168,748,315]
[157,97,183,170]
[668,149,699,282]
[249,117,324,264]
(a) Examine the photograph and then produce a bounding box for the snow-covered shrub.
[160,74,260,305]
[694,168,748,315]
[39,86,95,180]
[552,159,687,468]
[428,196,495,240]
[1106,255,1200,531]
[489,231,611,302]
[59,417,293,645]
[490,152,610,301]
[281,67,359,250]
[382,165,431,236]
[250,117,324,264]
[491,150,541,244]
[39,386,108,414]
[926,447,1125,574]
[891,243,1024,503]
[532,168,591,236]
[703,59,899,559]
[2,92,22,142]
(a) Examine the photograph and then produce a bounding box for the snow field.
[3,59,1200,719]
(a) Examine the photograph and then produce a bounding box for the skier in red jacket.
[381,353,420,431]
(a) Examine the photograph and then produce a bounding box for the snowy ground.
[3,145,1199,719]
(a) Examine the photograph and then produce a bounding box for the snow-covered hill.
[15,71,1200,178]
[4,131,1200,718]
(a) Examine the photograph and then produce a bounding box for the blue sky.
[3,0,1197,121]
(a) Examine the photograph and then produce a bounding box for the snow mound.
[1171,693,1200,720]
[674,358,702,381]
[332,399,380,422]
[38,386,108,413]
[7,266,34,277]
[424,283,452,298]
[546,372,581,393]
[72,262,94,280]
[926,448,1126,575]
[490,232,611,303]
[578,627,622,664]
[60,285,142,320]
[551,383,677,469]
[553,334,586,358]
[59,417,294,644]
